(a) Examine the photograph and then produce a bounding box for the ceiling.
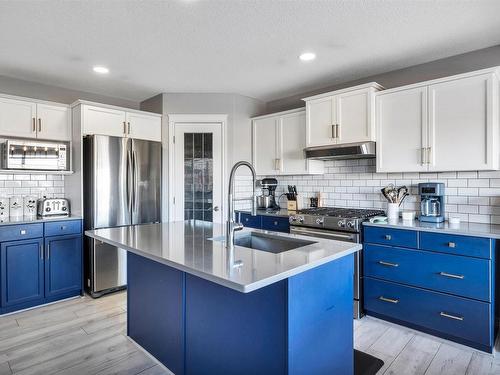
[1,0,500,103]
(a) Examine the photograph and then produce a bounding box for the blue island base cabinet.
[127,252,354,375]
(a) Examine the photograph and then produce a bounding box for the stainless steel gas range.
[289,207,384,319]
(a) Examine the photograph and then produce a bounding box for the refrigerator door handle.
[127,147,133,218]
[132,149,138,216]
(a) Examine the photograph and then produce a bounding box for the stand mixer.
[257,178,280,210]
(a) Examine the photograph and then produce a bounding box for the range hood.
[304,141,376,160]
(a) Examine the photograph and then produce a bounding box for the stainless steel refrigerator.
[83,135,161,297]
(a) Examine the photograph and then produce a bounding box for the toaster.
[37,198,70,217]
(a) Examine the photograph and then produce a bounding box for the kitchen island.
[86,220,361,375]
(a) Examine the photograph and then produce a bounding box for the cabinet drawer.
[261,216,289,233]
[0,223,43,242]
[364,244,491,302]
[364,277,492,348]
[363,226,417,248]
[44,220,82,237]
[420,232,491,259]
[239,213,262,229]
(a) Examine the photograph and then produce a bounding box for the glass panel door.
[173,123,223,223]
[184,133,213,222]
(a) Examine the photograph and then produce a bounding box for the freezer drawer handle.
[448,242,456,248]
[378,296,399,304]
[20,229,27,235]
[378,260,399,267]
[438,271,464,280]
[384,234,392,240]
[440,312,464,321]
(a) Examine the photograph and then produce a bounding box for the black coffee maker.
[260,178,280,210]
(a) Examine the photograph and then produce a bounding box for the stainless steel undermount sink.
[233,232,316,254]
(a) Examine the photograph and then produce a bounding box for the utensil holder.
[387,203,399,219]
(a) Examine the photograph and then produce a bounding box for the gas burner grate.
[297,207,384,219]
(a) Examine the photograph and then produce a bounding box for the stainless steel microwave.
[2,139,69,171]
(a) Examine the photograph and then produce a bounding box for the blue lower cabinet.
[0,238,44,310]
[364,244,491,302]
[363,225,496,352]
[239,212,290,233]
[0,220,83,315]
[261,216,290,233]
[239,212,262,229]
[364,277,493,351]
[44,235,82,298]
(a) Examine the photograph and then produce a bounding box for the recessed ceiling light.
[93,66,109,74]
[299,52,316,62]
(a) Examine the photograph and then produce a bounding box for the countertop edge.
[0,216,83,226]
[85,230,361,293]
[363,221,500,239]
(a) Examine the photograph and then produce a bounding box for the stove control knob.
[315,217,324,225]
[337,220,345,228]
[347,220,355,228]
[298,216,304,223]
[289,216,296,223]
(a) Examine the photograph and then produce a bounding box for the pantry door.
[171,121,224,223]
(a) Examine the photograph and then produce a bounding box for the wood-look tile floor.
[0,292,498,375]
[354,315,500,375]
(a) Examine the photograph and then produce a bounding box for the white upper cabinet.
[252,109,323,176]
[253,116,279,175]
[376,87,428,173]
[82,105,127,137]
[80,103,161,141]
[303,83,382,147]
[376,68,500,172]
[428,73,497,171]
[305,96,335,147]
[36,103,70,141]
[0,96,70,141]
[336,89,374,144]
[0,97,37,138]
[126,112,162,142]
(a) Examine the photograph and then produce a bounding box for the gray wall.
[266,44,500,113]
[0,74,140,109]
[140,92,266,221]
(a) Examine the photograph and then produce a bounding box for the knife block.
[287,197,301,211]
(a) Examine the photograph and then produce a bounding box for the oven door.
[290,226,363,319]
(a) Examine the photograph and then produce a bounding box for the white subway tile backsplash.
[0,174,65,200]
[231,159,500,224]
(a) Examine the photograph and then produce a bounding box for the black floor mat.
[354,349,384,375]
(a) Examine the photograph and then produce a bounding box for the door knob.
[213,206,219,212]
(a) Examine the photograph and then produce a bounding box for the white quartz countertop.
[85,221,361,293]
[0,215,82,226]
[363,219,500,239]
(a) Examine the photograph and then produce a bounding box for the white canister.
[0,198,9,220]
[23,195,38,218]
[9,196,24,218]
[387,203,400,220]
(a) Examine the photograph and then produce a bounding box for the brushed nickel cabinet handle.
[439,272,464,280]
[127,122,131,135]
[427,147,432,164]
[384,234,392,240]
[123,121,127,135]
[378,260,399,267]
[274,221,278,226]
[448,242,456,248]
[335,124,340,139]
[32,118,36,133]
[379,296,399,304]
[421,147,426,165]
[331,124,335,139]
[39,245,43,260]
[38,118,42,132]
[47,244,50,260]
[440,312,463,321]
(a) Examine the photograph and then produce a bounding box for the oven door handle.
[290,227,357,242]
